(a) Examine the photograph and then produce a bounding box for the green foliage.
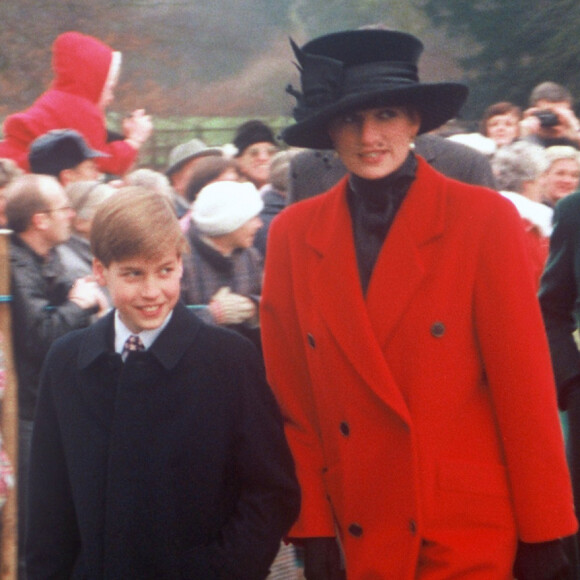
[422,0,580,118]
[289,0,429,38]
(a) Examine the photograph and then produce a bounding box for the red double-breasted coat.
[261,158,577,579]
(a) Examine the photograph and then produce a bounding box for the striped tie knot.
[123,334,145,356]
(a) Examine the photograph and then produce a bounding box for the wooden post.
[0,229,17,580]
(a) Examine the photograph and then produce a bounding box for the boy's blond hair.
[91,186,188,266]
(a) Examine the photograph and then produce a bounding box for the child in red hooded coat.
[0,31,151,176]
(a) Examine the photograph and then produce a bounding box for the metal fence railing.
[112,116,293,172]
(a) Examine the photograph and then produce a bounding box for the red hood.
[51,31,113,104]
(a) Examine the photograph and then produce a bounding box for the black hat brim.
[282,82,468,149]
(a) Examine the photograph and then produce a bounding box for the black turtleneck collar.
[348,152,417,210]
[346,152,418,294]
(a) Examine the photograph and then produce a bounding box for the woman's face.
[543,158,580,204]
[485,113,519,147]
[328,106,420,180]
[236,142,278,188]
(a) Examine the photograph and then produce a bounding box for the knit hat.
[165,138,223,177]
[28,129,108,176]
[233,120,277,156]
[192,181,264,236]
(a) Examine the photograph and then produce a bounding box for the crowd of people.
[1,26,580,580]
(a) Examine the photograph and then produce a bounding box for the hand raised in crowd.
[123,109,153,150]
[521,103,580,144]
[208,286,257,325]
[68,275,109,317]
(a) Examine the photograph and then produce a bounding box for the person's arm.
[261,215,337,538]
[10,261,97,364]
[26,351,80,578]
[182,340,301,579]
[473,194,577,541]
[539,197,580,409]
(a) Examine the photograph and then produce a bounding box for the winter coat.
[9,234,94,420]
[57,234,93,280]
[254,186,286,258]
[26,302,300,579]
[539,190,580,405]
[181,228,263,349]
[261,157,576,579]
[0,31,136,175]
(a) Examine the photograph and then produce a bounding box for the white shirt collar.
[114,309,173,355]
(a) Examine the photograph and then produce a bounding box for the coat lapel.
[304,161,447,423]
[304,179,409,423]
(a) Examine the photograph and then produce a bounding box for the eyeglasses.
[245,145,278,159]
[40,205,73,215]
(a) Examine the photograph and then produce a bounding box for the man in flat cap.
[28,129,107,186]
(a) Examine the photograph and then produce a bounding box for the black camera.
[533,110,560,128]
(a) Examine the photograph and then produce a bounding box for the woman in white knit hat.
[180,180,264,351]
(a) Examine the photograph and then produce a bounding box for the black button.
[340,422,350,436]
[430,322,445,337]
[307,333,316,348]
[409,519,417,534]
[348,523,363,537]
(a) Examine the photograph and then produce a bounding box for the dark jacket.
[10,234,95,420]
[254,186,287,259]
[26,302,300,579]
[181,228,263,350]
[57,234,93,280]
[287,133,496,204]
[539,191,580,407]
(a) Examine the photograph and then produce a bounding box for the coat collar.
[306,157,445,256]
[78,301,202,370]
[304,158,447,422]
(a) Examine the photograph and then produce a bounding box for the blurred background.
[0,0,577,166]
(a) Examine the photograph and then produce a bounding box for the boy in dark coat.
[25,186,300,579]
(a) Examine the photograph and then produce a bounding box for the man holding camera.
[521,81,580,149]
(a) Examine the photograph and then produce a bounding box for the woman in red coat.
[261,29,577,580]
[0,31,151,176]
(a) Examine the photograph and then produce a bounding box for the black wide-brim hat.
[282,29,469,150]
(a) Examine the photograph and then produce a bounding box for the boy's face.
[93,251,183,334]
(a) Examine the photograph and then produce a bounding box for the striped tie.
[122,334,145,358]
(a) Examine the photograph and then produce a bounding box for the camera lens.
[534,110,559,128]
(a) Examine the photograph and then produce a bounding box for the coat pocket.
[431,459,514,529]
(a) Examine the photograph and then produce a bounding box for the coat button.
[409,519,417,534]
[430,322,445,337]
[307,333,316,348]
[339,422,350,436]
[348,523,363,537]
